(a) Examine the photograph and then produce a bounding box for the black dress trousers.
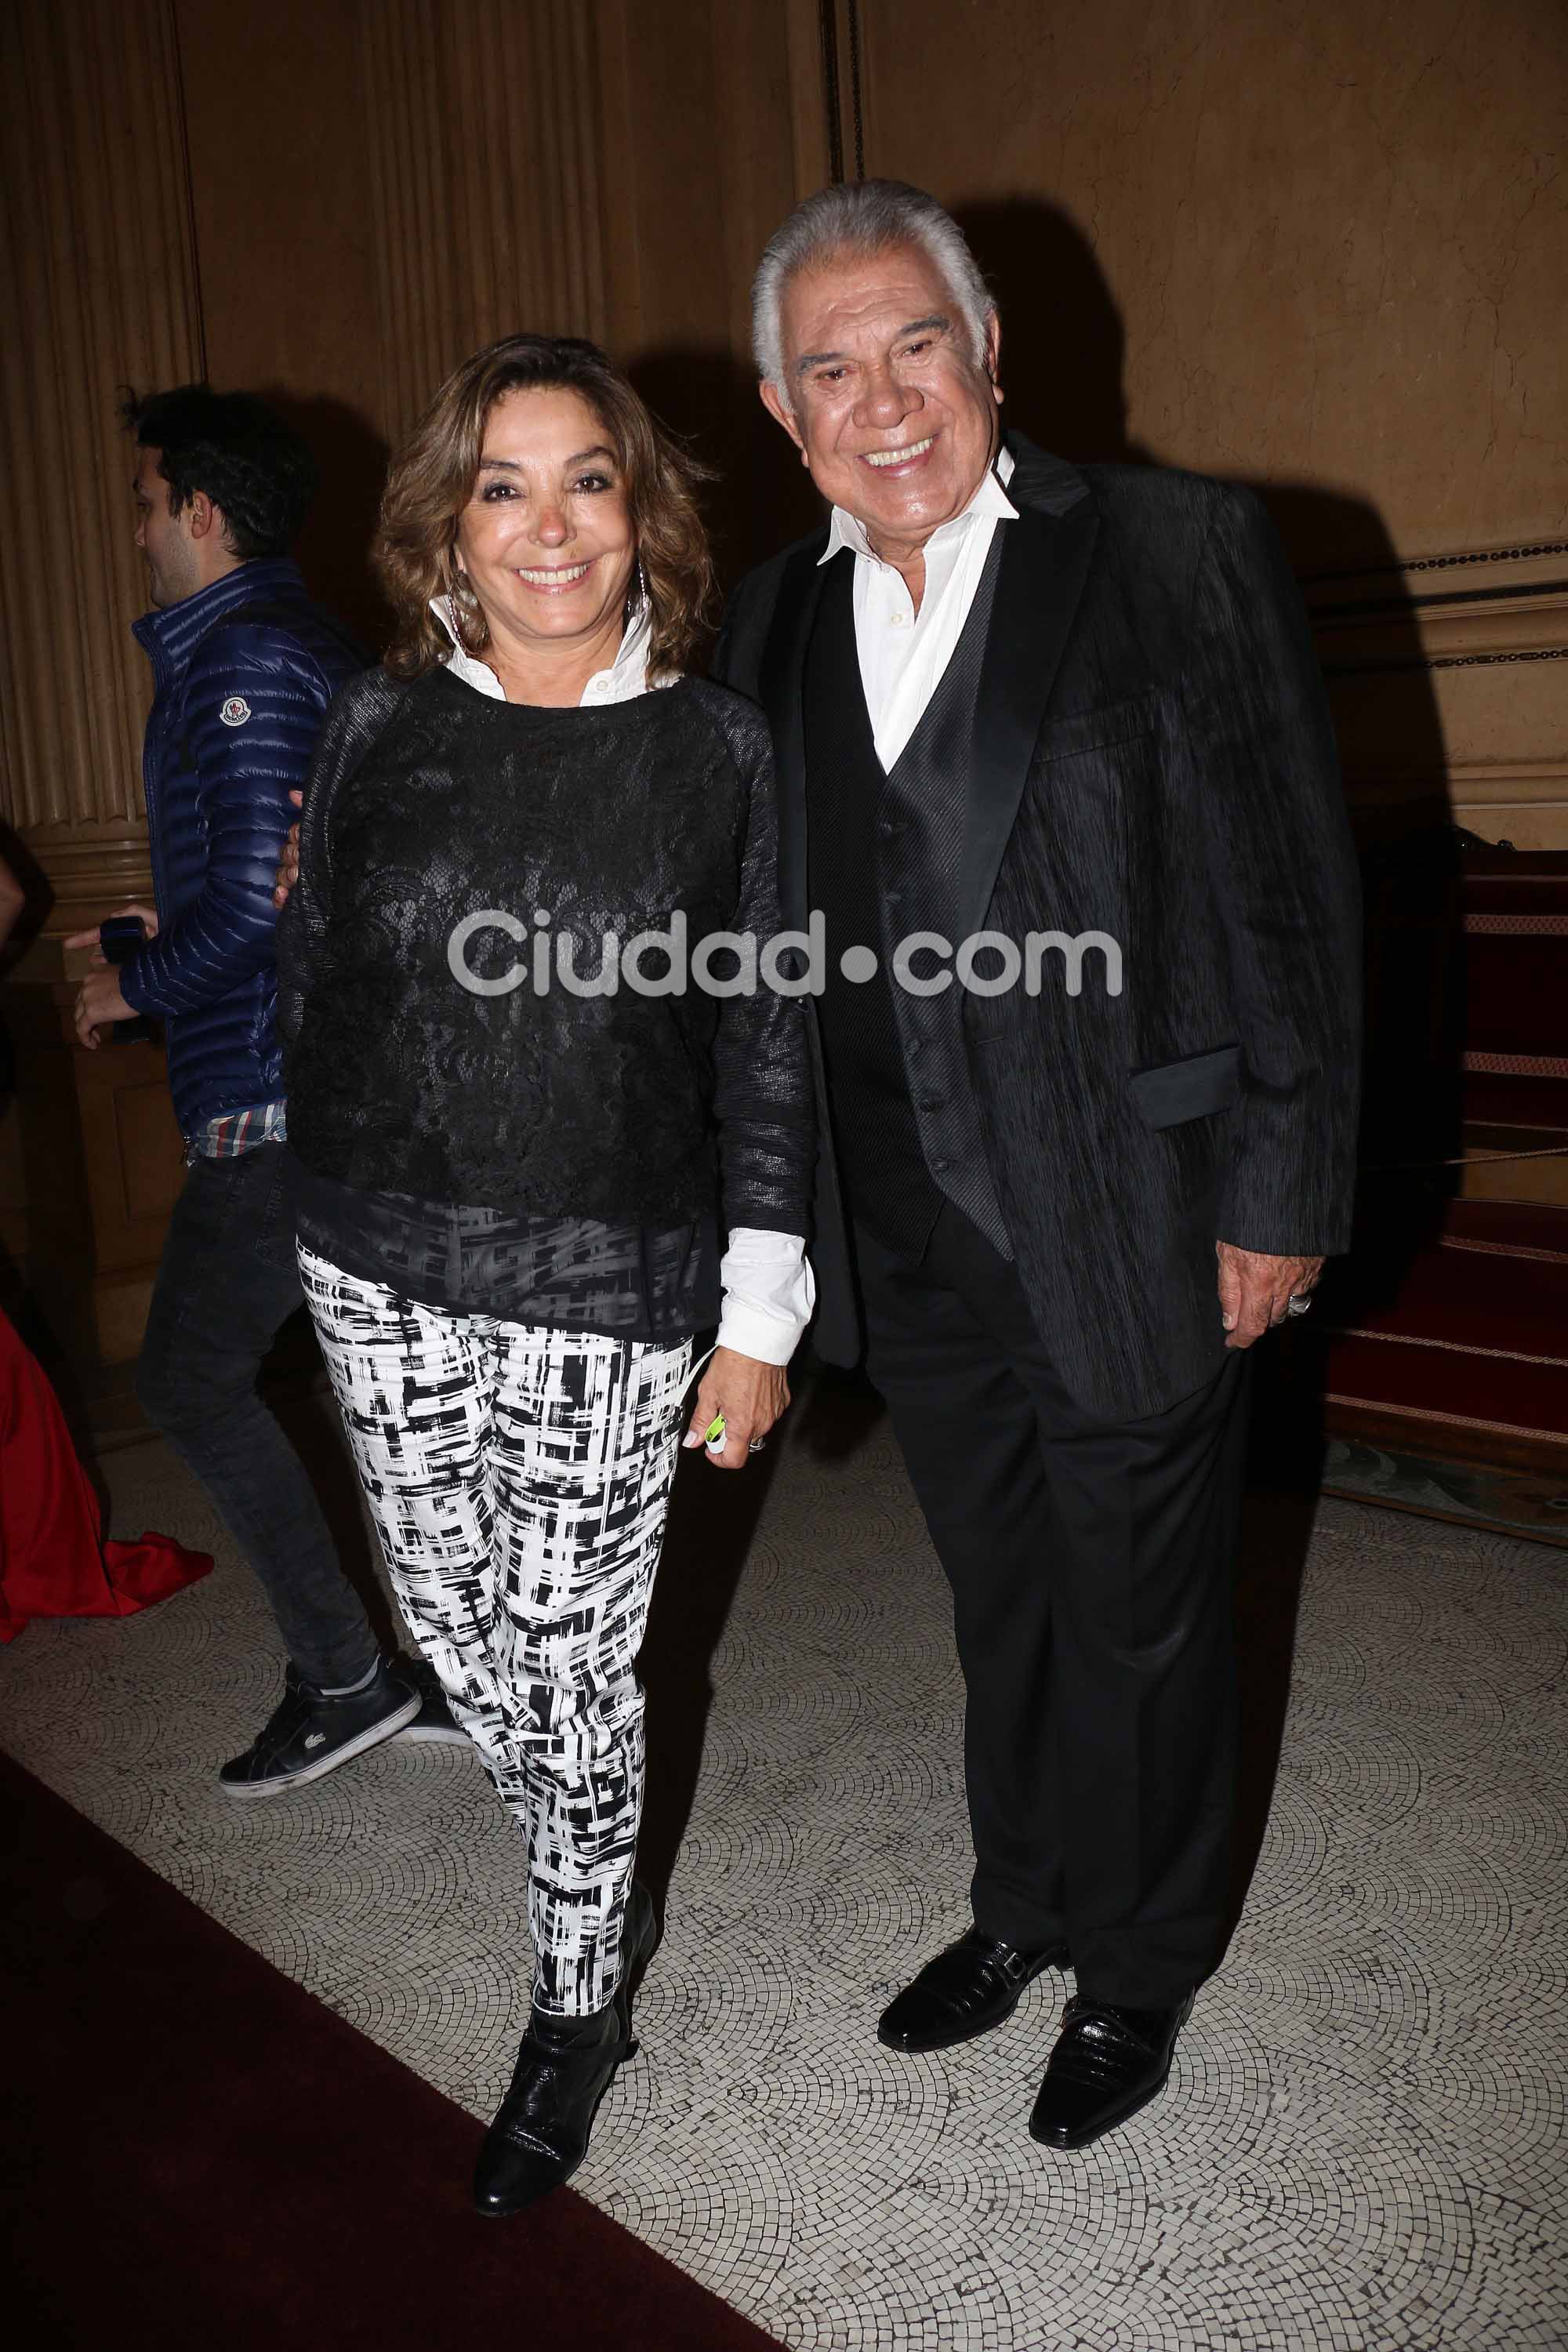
[857,1201,1250,2009]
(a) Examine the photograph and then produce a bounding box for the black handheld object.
[98,914,154,1042]
[100,914,146,964]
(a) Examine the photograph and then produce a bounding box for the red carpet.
[1325,1232,1568,1359]
[1330,850,1568,1477]
[0,1752,785,2352]
[1321,1330,1568,1446]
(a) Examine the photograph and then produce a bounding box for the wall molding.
[1308,543,1568,677]
[1309,542,1568,848]
[1347,760,1568,811]
[357,0,609,449]
[0,0,204,921]
[818,0,866,183]
[1306,540,1568,585]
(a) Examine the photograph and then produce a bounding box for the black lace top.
[277,667,814,1327]
[291,1169,713,1336]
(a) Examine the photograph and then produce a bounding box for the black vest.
[804,539,1012,1261]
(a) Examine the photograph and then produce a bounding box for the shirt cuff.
[717,1227,815,1366]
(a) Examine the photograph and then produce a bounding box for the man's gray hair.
[752,179,994,402]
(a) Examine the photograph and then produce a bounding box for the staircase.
[1312,846,1568,1519]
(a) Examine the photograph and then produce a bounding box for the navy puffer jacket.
[123,560,365,1135]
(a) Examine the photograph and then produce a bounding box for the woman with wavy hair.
[276,336,814,2213]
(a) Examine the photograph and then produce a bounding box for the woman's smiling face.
[453,385,637,664]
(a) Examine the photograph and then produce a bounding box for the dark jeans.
[136,1145,379,1691]
[858,1203,1250,2008]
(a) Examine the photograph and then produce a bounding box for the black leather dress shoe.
[877,1926,1069,2054]
[473,1883,658,2216]
[1029,1989,1196,2149]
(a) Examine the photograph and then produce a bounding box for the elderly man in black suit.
[714,180,1361,2151]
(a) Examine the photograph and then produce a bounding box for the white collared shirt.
[431,593,668,705]
[819,444,1019,771]
[428,595,814,1368]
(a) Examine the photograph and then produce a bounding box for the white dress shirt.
[434,592,671,707]
[818,444,1019,771]
[430,597,815,1367]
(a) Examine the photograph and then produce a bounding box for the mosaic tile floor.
[4,1396,1566,2350]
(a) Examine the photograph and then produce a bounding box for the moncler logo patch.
[220,695,252,728]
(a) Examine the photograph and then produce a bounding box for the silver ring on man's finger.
[1286,1294,1312,1317]
[747,1438,767,1454]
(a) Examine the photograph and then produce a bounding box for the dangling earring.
[624,557,646,625]
[452,570,480,647]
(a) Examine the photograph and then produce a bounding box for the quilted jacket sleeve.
[120,622,336,1018]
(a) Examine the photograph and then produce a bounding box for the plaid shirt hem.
[187,1102,289,1163]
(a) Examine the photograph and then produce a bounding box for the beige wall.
[5,0,1563,887]
[174,0,388,642]
[17,0,1557,874]
[0,0,205,1346]
[846,0,1568,847]
[173,0,827,626]
[857,0,1565,561]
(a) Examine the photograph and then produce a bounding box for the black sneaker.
[218,1660,420,1800]
[394,1657,470,1747]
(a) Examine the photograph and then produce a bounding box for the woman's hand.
[682,1345,789,1471]
[274,790,303,909]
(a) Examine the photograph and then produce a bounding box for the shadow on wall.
[953,194,1150,466]
[256,390,392,655]
[961,189,1463,1258]
[628,347,825,603]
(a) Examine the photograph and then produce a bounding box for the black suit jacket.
[713,434,1362,1419]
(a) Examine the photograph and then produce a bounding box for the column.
[0,0,201,1365]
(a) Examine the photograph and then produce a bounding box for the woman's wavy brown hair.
[375,334,716,681]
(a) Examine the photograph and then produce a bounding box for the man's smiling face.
[761,239,1003,565]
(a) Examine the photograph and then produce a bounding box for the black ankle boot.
[473,1883,657,2217]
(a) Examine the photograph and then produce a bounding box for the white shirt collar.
[819,441,1018,568]
[430,593,660,703]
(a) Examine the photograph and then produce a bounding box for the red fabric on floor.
[0,1753,787,2351]
[0,1306,211,1642]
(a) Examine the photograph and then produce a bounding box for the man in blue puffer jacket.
[69,385,454,1792]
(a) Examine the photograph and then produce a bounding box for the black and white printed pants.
[299,1244,691,2015]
